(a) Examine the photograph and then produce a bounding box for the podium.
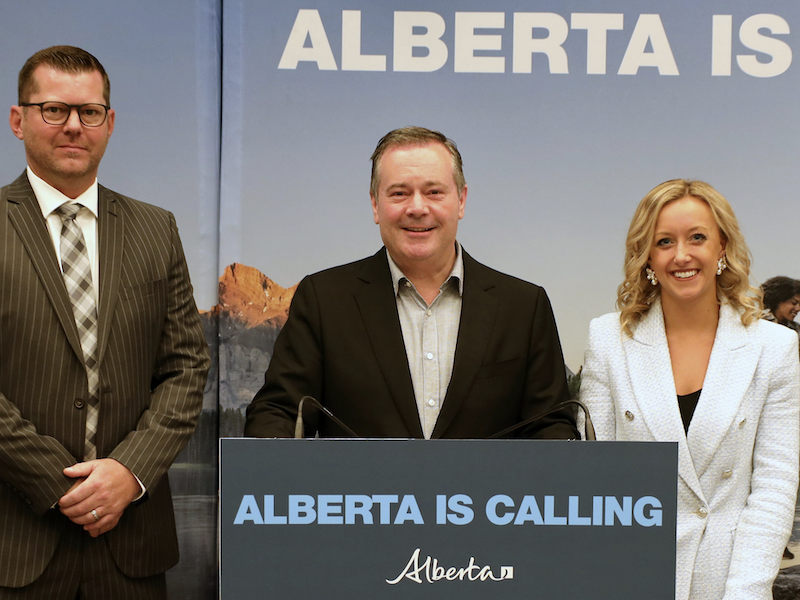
[220,439,677,599]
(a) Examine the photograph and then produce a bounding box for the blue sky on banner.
[221,0,800,369]
[0,1,794,369]
[0,0,221,310]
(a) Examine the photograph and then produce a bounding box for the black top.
[677,389,701,434]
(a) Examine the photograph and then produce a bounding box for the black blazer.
[245,248,577,440]
[0,173,209,587]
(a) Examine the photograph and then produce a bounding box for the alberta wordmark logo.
[386,548,513,585]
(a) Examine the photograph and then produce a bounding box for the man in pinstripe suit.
[0,46,209,599]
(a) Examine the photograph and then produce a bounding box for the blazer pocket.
[120,278,166,301]
[476,357,523,379]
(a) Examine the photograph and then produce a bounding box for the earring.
[717,256,727,276]
[645,267,658,286]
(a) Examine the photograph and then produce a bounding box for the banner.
[221,439,678,599]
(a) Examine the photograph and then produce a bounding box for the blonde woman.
[580,180,799,600]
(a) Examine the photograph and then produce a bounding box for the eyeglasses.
[20,101,110,127]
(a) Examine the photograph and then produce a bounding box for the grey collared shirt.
[387,245,464,439]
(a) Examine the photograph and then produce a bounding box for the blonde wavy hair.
[617,179,761,336]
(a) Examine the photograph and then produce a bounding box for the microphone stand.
[294,396,360,438]
[487,399,596,441]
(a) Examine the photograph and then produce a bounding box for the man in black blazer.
[0,47,209,599]
[245,127,576,440]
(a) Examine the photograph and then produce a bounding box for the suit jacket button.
[697,506,708,518]
[721,469,733,479]
[74,398,85,409]
[625,410,634,421]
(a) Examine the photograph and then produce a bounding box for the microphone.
[294,396,307,439]
[294,396,360,439]
[487,399,596,441]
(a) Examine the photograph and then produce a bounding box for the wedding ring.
[91,509,100,522]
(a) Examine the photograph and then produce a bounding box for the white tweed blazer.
[580,299,799,600]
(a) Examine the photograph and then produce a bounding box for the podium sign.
[220,439,677,599]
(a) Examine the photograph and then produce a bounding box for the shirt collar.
[27,166,99,220]
[387,242,464,297]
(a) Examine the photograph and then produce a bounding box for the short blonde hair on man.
[617,179,761,336]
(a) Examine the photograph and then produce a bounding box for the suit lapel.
[96,187,123,367]
[687,302,758,477]
[625,299,705,501]
[353,250,423,437]
[432,252,498,438]
[5,173,84,362]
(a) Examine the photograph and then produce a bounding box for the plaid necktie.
[54,203,100,461]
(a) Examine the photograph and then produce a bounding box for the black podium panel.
[220,439,677,599]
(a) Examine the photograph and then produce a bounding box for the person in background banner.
[245,126,578,440]
[760,275,800,561]
[0,46,209,599]
[762,276,800,341]
[579,180,799,600]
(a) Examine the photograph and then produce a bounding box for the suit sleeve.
[244,275,322,438]
[0,393,77,514]
[520,289,580,439]
[106,213,209,493]
[722,332,800,600]
[578,316,618,441]
[0,183,76,515]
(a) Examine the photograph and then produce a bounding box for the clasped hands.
[58,458,140,538]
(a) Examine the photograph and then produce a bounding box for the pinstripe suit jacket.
[0,173,209,587]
